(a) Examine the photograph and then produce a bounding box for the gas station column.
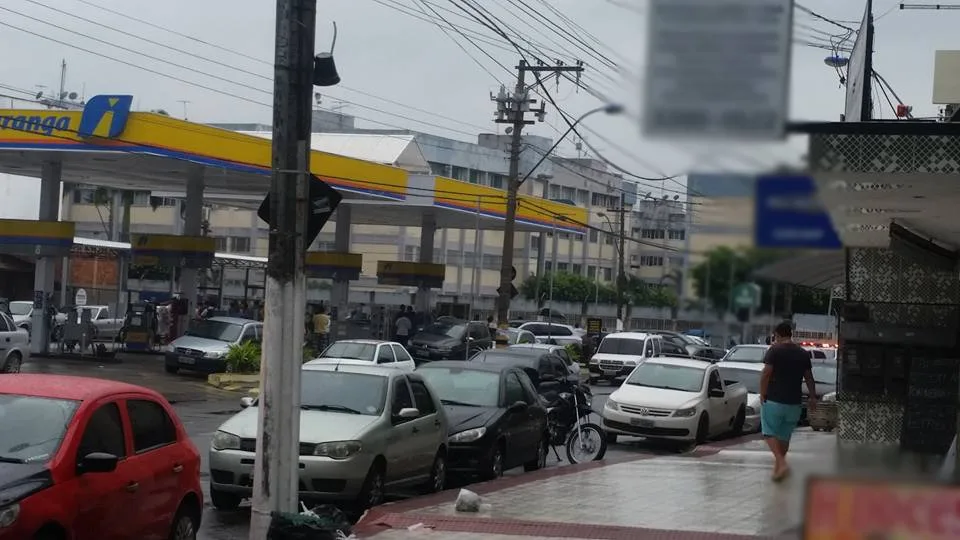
[416,214,437,313]
[331,206,352,318]
[30,160,62,355]
[179,165,204,331]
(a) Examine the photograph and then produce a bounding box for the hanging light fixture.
[313,22,341,87]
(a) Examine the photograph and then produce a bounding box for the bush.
[225,341,262,374]
[303,344,318,364]
[565,343,583,364]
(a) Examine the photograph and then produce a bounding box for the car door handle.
[173,463,184,473]
[125,482,139,493]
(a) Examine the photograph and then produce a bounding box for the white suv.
[588,332,663,384]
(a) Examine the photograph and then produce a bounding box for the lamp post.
[597,211,623,319]
[496,103,624,325]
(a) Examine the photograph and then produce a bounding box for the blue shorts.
[760,400,802,442]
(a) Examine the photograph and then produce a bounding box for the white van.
[588,332,663,384]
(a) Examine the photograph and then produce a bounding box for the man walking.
[395,308,412,347]
[759,321,817,482]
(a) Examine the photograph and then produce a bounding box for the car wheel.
[731,407,746,435]
[483,443,505,480]
[2,352,22,374]
[358,461,386,509]
[210,487,242,511]
[169,506,198,540]
[695,413,710,445]
[423,451,447,493]
[524,436,548,471]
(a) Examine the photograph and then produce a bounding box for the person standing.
[312,306,331,350]
[759,321,817,482]
[395,309,412,347]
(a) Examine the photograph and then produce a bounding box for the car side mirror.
[709,388,724,398]
[78,452,118,474]
[240,396,254,409]
[508,401,528,412]
[396,407,420,419]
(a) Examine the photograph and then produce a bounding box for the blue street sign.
[754,175,842,249]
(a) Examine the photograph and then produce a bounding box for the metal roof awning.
[72,237,267,268]
[752,251,845,290]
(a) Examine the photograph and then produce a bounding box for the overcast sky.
[0,0,949,218]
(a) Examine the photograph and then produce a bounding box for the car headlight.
[822,392,837,403]
[673,407,698,418]
[205,351,224,359]
[449,427,487,443]
[211,430,241,451]
[745,406,757,416]
[313,441,362,459]
[624,360,637,366]
[0,503,20,528]
[164,344,175,353]
[604,399,620,412]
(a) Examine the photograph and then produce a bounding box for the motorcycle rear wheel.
[565,422,607,463]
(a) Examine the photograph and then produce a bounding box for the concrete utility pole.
[493,60,584,326]
[603,199,630,322]
[249,0,316,538]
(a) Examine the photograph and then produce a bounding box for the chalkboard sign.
[900,355,959,454]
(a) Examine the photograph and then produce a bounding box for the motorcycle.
[538,374,607,464]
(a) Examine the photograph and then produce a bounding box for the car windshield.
[9,302,31,316]
[718,367,761,394]
[185,320,244,342]
[0,394,79,463]
[724,346,768,363]
[472,351,531,366]
[597,338,645,356]
[299,370,388,416]
[320,342,377,361]
[625,363,705,392]
[418,367,501,407]
[498,329,520,344]
[421,322,465,339]
[812,364,838,385]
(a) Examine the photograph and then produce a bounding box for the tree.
[519,272,615,316]
[151,109,170,116]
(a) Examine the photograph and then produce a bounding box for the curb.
[355,431,763,536]
[206,373,260,390]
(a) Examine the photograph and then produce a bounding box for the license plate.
[179,356,196,365]
[602,369,618,376]
[630,418,654,428]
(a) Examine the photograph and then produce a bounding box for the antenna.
[178,100,190,120]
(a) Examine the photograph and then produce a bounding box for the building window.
[545,261,552,271]
[669,256,684,267]
[577,189,589,206]
[469,169,481,184]
[404,245,420,262]
[230,237,251,253]
[531,235,540,249]
[559,232,571,240]
[589,229,598,243]
[73,188,97,204]
[549,185,561,200]
[490,174,504,189]
[638,255,664,267]
[561,186,576,201]
[602,267,613,281]
[429,162,450,176]
[572,263,582,275]
[587,265,597,279]
[591,193,616,208]
[668,229,686,240]
[557,262,569,272]
[451,166,467,180]
[641,229,666,240]
[604,233,614,245]
[214,237,228,251]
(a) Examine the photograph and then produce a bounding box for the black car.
[408,319,493,362]
[470,349,575,387]
[649,330,726,362]
[416,361,548,479]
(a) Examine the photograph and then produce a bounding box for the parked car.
[516,322,582,347]
[715,362,764,433]
[471,349,575,386]
[307,339,416,371]
[801,359,838,423]
[0,311,28,373]
[7,301,33,337]
[588,332,665,384]
[0,374,203,540]
[408,319,492,362]
[648,330,727,362]
[164,317,262,374]
[507,343,581,382]
[209,364,448,510]
[602,357,748,445]
[718,344,769,363]
[496,328,536,346]
[53,305,125,342]
[416,361,548,479]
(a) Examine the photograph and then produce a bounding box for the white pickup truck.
[601,357,749,445]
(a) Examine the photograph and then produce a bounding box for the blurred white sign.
[75,288,87,307]
[642,0,793,141]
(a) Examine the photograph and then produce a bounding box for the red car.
[0,375,202,540]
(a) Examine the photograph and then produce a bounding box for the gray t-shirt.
[395,316,412,336]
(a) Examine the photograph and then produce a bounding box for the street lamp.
[496,103,624,325]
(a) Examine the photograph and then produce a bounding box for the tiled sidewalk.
[356,431,834,539]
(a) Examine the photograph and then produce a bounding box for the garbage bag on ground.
[267,504,353,540]
[454,488,481,512]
